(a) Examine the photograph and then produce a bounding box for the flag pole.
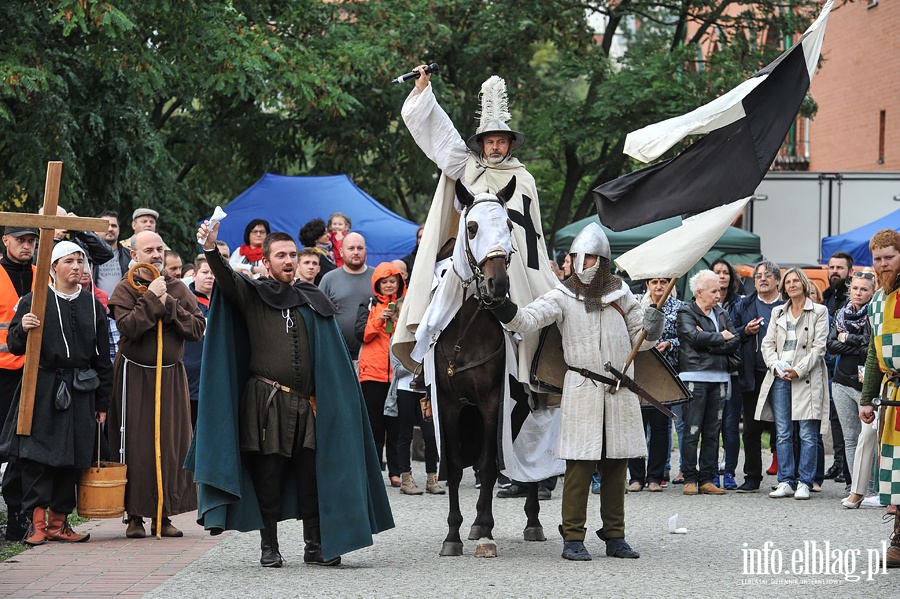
[609,276,678,394]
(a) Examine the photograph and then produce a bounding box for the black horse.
[433,177,545,558]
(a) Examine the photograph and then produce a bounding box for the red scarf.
[239,244,263,263]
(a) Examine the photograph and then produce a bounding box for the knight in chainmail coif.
[490,222,664,562]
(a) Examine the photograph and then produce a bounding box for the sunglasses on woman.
[853,271,876,280]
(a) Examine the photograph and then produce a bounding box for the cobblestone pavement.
[3,454,897,598]
[148,457,897,599]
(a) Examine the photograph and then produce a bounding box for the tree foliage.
[0,0,825,257]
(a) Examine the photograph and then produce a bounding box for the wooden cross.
[0,162,110,435]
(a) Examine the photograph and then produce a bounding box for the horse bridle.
[457,197,515,310]
[439,196,511,402]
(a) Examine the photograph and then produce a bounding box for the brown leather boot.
[399,472,424,495]
[46,509,90,543]
[23,507,49,546]
[886,510,900,568]
[151,517,183,537]
[126,515,146,538]
[426,473,445,495]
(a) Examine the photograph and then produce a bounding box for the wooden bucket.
[77,462,128,519]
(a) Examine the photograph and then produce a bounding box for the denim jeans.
[721,374,741,476]
[628,408,670,484]
[680,381,726,485]
[770,378,819,488]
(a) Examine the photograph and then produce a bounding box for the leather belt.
[567,366,617,387]
[252,375,309,440]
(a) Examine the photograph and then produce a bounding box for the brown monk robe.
[107,265,205,536]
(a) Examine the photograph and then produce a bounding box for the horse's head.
[455,177,517,305]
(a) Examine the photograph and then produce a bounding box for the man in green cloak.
[186,221,393,568]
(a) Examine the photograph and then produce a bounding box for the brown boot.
[23,507,48,546]
[126,515,146,539]
[426,473,445,495]
[699,482,726,495]
[886,511,900,568]
[151,517,184,537]
[399,472,424,495]
[46,509,90,543]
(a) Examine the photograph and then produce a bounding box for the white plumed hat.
[466,75,525,153]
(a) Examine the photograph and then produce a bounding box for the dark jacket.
[823,281,850,317]
[183,283,210,402]
[826,307,871,391]
[731,292,769,393]
[676,302,740,374]
[53,231,114,268]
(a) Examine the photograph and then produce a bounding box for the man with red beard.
[860,229,900,568]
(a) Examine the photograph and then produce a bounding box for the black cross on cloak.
[508,194,540,270]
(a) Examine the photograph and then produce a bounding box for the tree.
[0,0,826,258]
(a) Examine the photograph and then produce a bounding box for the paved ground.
[2,454,898,598]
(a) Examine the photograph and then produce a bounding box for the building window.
[879,110,886,165]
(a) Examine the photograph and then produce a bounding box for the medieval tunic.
[0,289,113,470]
[505,282,649,460]
[862,285,900,505]
[107,271,205,518]
[204,250,317,456]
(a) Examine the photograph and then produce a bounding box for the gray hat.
[3,226,39,238]
[132,207,159,221]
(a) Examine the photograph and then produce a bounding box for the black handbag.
[73,368,100,392]
[726,353,742,374]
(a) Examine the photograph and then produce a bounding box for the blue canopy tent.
[820,209,900,267]
[210,174,419,266]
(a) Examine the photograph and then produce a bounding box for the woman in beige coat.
[754,268,829,500]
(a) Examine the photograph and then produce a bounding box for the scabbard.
[604,362,677,421]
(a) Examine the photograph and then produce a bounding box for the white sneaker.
[794,483,810,500]
[862,495,883,508]
[769,482,795,498]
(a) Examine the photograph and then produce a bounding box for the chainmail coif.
[562,257,623,313]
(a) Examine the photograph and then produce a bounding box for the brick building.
[807,0,900,171]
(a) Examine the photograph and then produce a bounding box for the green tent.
[553,215,762,298]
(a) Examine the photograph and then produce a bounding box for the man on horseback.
[394,67,559,389]
[491,223,664,562]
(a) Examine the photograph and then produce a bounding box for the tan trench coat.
[507,282,651,460]
[754,298,830,431]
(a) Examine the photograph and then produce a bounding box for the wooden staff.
[127,262,164,538]
[609,277,679,394]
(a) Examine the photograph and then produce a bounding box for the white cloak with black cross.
[394,83,559,386]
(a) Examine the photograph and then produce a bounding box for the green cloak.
[184,288,394,560]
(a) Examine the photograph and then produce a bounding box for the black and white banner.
[593,0,834,231]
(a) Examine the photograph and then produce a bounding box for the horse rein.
[438,293,505,405]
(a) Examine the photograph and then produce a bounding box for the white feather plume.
[476,75,511,131]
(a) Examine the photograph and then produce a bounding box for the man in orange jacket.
[0,226,38,541]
